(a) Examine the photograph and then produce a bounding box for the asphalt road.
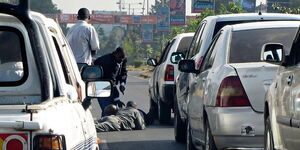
[90,71,185,150]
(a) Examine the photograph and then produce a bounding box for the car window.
[230,28,297,63]
[0,27,28,85]
[159,39,175,63]
[187,21,206,59]
[200,31,223,72]
[177,36,193,55]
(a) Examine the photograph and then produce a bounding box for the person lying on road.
[95,101,148,132]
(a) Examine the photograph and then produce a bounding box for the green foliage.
[272,3,300,14]
[30,0,61,14]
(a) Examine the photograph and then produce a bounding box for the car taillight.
[165,65,174,81]
[216,76,251,107]
[33,135,66,150]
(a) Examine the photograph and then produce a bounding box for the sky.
[52,0,193,15]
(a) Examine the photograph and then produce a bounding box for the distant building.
[267,0,290,12]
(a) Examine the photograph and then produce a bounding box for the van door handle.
[287,75,293,86]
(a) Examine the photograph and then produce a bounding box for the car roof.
[228,21,300,31]
[205,13,300,22]
[174,32,194,39]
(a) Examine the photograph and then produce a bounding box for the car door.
[274,32,300,149]
[188,31,222,142]
[49,30,89,146]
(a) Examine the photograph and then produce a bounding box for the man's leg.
[97,97,114,117]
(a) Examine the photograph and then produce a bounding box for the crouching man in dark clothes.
[95,101,147,132]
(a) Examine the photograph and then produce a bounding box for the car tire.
[174,108,187,143]
[204,119,217,150]
[158,99,171,124]
[265,116,275,150]
[147,98,158,125]
[187,122,197,150]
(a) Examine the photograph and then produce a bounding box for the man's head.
[112,47,126,64]
[77,8,90,20]
[126,101,137,108]
[103,104,118,116]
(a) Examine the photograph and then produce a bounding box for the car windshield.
[229,28,297,63]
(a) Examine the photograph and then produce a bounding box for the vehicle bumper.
[206,107,264,149]
[162,84,174,106]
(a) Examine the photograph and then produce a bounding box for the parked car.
[179,21,300,150]
[263,25,300,150]
[0,1,108,149]
[147,33,193,124]
[171,12,300,143]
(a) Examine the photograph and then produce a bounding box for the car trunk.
[230,63,278,112]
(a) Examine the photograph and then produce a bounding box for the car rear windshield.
[229,28,297,63]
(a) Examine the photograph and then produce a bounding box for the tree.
[272,3,300,14]
[30,0,61,14]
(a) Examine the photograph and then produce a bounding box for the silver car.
[263,25,300,150]
[179,21,300,150]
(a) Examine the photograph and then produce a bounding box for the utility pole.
[147,0,149,14]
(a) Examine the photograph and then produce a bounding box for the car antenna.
[258,2,262,15]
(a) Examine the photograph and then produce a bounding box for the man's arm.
[89,27,100,56]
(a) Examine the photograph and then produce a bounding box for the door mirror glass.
[147,58,157,66]
[261,43,284,64]
[87,81,111,98]
[170,52,185,64]
[178,59,197,73]
[81,65,103,81]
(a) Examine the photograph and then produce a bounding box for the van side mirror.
[170,52,185,64]
[77,63,88,72]
[261,43,285,65]
[178,59,197,73]
[81,65,103,81]
[147,58,158,66]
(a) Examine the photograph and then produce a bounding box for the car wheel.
[158,99,171,124]
[204,119,217,150]
[265,116,275,150]
[187,122,197,150]
[147,98,158,125]
[175,108,187,143]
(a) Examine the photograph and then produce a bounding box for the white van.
[0,1,109,149]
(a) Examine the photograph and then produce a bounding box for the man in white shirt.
[67,8,100,65]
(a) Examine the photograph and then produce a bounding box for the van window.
[0,27,27,85]
[230,28,297,63]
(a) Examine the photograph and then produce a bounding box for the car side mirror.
[86,80,112,98]
[170,52,185,64]
[147,58,158,66]
[81,65,103,81]
[261,43,285,65]
[178,59,197,73]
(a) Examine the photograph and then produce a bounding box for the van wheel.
[204,119,217,150]
[175,108,187,143]
[158,99,171,124]
[187,122,197,150]
[265,116,274,150]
